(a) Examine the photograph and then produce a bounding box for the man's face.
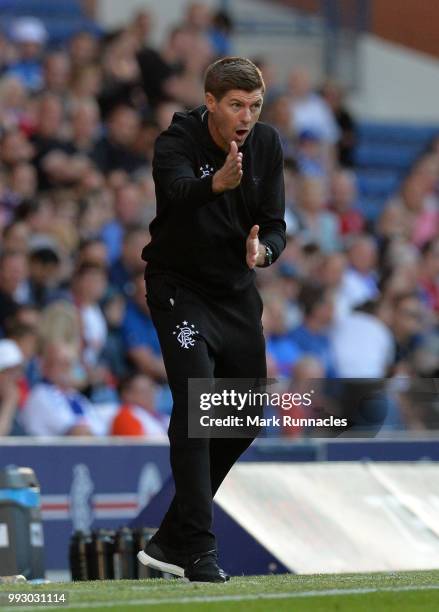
[394,297,424,338]
[205,88,264,151]
[109,108,139,147]
[125,376,156,412]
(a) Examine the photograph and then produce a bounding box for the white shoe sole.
[137,550,185,577]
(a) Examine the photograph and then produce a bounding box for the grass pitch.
[1,571,439,611]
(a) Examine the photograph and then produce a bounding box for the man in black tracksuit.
[137,57,286,582]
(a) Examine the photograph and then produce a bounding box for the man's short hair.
[299,283,328,317]
[118,372,150,398]
[29,247,60,266]
[204,57,265,100]
[73,262,107,279]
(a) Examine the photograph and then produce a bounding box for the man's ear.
[205,92,216,112]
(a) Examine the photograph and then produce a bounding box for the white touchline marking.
[2,584,439,611]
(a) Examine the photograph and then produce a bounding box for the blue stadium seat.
[0,0,82,18]
[357,122,438,145]
[355,171,401,197]
[41,18,101,45]
[353,121,438,221]
[1,15,101,46]
[357,196,388,222]
[354,143,423,169]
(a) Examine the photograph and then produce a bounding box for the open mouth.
[235,128,249,139]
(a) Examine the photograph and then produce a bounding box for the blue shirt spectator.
[289,283,337,377]
[120,273,166,382]
[121,300,161,356]
[289,323,336,378]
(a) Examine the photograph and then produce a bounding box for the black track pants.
[145,274,267,555]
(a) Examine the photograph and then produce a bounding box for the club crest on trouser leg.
[173,321,199,349]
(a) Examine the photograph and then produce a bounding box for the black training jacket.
[142,105,286,295]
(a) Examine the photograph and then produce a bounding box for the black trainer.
[137,539,187,578]
[184,550,230,583]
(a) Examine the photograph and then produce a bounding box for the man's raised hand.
[212,141,243,193]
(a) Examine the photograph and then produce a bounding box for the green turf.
[1,571,439,611]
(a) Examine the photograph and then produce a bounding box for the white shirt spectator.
[291,94,339,144]
[331,312,394,377]
[20,382,106,436]
[339,267,378,311]
[80,304,107,367]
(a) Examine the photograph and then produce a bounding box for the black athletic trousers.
[145,274,266,555]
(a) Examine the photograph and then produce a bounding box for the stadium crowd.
[0,2,438,438]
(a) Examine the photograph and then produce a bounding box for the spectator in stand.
[264,94,296,158]
[296,129,326,179]
[154,101,185,133]
[262,292,301,378]
[287,67,339,146]
[38,301,81,363]
[70,263,108,370]
[76,238,108,267]
[0,250,28,331]
[209,10,233,57]
[14,197,53,239]
[122,271,166,383]
[385,158,439,248]
[5,321,39,404]
[0,339,23,435]
[331,302,394,378]
[6,18,47,91]
[111,373,167,438]
[0,128,34,171]
[376,201,410,246]
[30,93,77,189]
[136,27,187,108]
[320,79,357,168]
[20,342,105,436]
[269,263,303,329]
[289,283,337,377]
[11,304,40,331]
[184,2,212,33]
[317,252,350,321]
[339,235,379,310]
[282,355,325,438]
[283,157,300,223]
[98,32,142,117]
[100,182,145,264]
[418,238,439,316]
[0,76,29,130]
[128,10,154,50]
[101,288,127,381]
[379,258,420,324]
[134,120,160,165]
[110,226,147,296]
[295,176,340,253]
[77,188,113,246]
[8,162,38,203]
[92,104,147,175]
[42,51,71,98]
[329,169,365,236]
[27,246,63,308]
[137,24,212,109]
[68,31,100,72]
[69,62,102,103]
[389,292,427,373]
[68,98,101,157]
